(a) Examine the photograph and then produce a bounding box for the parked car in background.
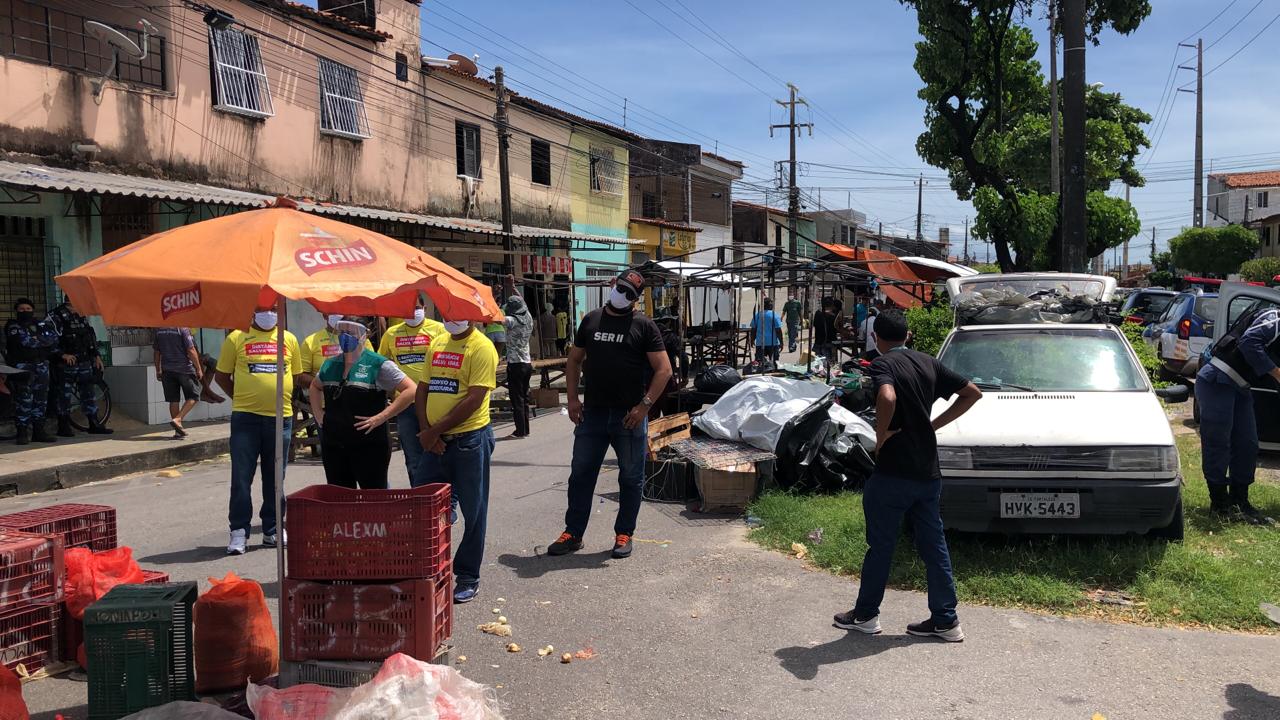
[1195,284,1280,450]
[1144,292,1218,379]
[937,273,1188,539]
[1119,288,1177,326]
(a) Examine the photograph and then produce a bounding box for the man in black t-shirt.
[548,269,672,560]
[833,310,981,642]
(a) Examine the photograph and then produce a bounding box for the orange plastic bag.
[0,662,28,720]
[62,547,145,620]
[194,573,278,694]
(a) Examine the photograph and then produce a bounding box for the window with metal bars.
[208,25,272,118]
[0,0,166,89]
[318,57,371,140]
[589,146,623,196]
[456,122,481,178]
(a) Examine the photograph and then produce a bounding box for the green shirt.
[782,299,803,324]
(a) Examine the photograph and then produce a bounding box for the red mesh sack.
[194,573,278,694]
[0,662,28,720]
[62,547,144,620]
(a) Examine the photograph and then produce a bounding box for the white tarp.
[693,376,833,452]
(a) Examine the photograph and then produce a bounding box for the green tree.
[1169,225,1258,277]
[1238,257,1280,284]
[901,0,1152,271]
[906,304,954,356]
[1148,250,1176,288]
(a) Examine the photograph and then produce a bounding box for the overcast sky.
[369,0,1278,264]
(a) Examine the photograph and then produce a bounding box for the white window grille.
[589,145,623,196]
[208,26,272,118]
[318,58,371,140]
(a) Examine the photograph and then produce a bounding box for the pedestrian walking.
[152,326,204,437]
[782,293,803,353]
[554,302,569,355]
[501,294,534,439]
[538,304,557,359]
[834,311,981,642]
[49,298,112,436]
[213,307,301,555]
[413,318,499,604]
[547,269,672,560]
[860,307,879,358]
[1195,305,1280,524]
[749,296,784,364]
[309,320,417,490]
[4,298,59,445]
[378,298,446,481]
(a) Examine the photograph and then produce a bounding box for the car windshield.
[939,327,1147,392]
[1123,292,1174,315]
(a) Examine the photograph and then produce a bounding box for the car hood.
[933,391,1175,447]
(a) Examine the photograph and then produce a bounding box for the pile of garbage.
[954,287,1104,326]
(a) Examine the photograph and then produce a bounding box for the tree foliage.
[1148,251,1176,288]
[1238,257,1280,284]
[906,304,954,356]
[1169,225,1259,277]
[901,0,1152,271]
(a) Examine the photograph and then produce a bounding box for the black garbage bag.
[695,364,742,393]
[775,395,838,491]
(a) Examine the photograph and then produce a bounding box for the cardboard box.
[531,388,560,408]
[694,462,759,512]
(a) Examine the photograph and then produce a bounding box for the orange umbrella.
[56,202,501,328]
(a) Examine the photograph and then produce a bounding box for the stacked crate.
[281,483,453,685]
[0,529,63,672]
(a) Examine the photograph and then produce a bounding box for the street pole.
[963,217,969,264]
[495,66,515,276]
[1194,38,1204,227]
[771,83,812,283]
[915,173,924,242]
[1049,0,1061,195]
[1122,184,1130,281]
[1151,227,1156,278]
[1061,0,1087,272]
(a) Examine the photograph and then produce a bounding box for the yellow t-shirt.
[555,311,569,340]
[216,327,302,417]
[301,328,370,375]
[378,319,447,383]
[425,329,498,434]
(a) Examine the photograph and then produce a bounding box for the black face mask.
[15,311,33,324]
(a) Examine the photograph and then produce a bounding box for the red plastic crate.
[0,602,57,672]
[0,530,64,609]
[285,484,450,581]
[0,504,116,552]
[61,569,170,661]
[141,570,170,584]
[281,574,451,662]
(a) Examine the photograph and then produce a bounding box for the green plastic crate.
[84,582,197,720]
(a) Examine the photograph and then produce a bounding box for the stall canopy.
[654,260,741,285]
[813,241,932,308]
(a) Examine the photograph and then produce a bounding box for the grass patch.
[748,436,1280,631]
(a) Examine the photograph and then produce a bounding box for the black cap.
[615,269,645,301]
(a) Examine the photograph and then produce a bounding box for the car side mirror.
[1155,384,1190,403]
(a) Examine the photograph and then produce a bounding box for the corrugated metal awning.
[0,160,641,246]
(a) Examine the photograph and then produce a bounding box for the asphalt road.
[13,411,1280,720]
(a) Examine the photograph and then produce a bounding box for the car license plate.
[1174,338,1190,361]
[1000,493,1080,519]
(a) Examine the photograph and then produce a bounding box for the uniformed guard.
[4,298,59,445]
[48,297,112,437]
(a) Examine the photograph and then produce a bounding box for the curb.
[0,436,230,497]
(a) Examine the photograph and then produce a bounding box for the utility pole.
[1151,227,1156,275]
[1122,184,1130,281]
[1049,0,1061,195]
[963,217,969,264]
[1060,0,1087,272]
[1177,39,1203,227]
[915,174,925,242]
[770,83,812,280]
[494,66,514,275]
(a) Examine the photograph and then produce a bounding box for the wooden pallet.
[647,413,692,460]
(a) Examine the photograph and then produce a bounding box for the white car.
[934,274,1189,539]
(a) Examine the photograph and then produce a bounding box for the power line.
[1181,0,1241,42]
[1204,0,1265,51]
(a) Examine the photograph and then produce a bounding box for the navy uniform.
[48,302,112,436]
[4,308,59,445]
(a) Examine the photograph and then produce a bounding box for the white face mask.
[443,320,470,335]
[607,287,634,310]
[254,311,278,331]
[326,313,342,329]
[408,308,425,327]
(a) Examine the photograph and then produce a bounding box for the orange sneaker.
[611,533,633,559]
[548,532,583,556]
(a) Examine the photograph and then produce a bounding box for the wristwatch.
[640,395,653,407]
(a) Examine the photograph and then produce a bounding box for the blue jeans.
[1196,364,1257,487]
[228,411,292,536]
[854,472,958,626]
[564,406,647,538]
[413,425,494,587]
[396,405,423,484]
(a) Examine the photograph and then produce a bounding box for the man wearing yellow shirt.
[213,307,302,556]
[413,317,498,604]
[300,314,370,388]
[379,299,446,480]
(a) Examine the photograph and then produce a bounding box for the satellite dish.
[447,53,478,76]
[85,19,153,98]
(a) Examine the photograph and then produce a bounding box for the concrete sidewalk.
[0,420,229,497]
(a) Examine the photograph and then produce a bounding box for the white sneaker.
[226,529,247,555]
[262,529,286,548]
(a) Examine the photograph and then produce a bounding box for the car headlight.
[1109,446,1179,472]
[937,447,972,470]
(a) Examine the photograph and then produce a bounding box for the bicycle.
[46,361,112,432]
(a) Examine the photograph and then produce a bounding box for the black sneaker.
[906,618,965,642]
[833,610,881,634]
[548,532,583,556]
[611,534,633,559]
